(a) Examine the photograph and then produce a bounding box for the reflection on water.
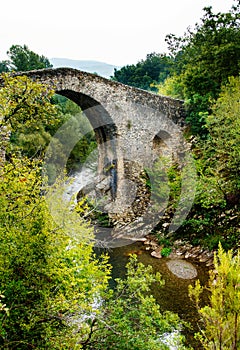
[98,241,209,349]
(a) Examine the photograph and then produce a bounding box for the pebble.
[151,251,162,259]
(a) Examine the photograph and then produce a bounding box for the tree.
[0,77,110,348]
[0,157,110,349]
[0,75,97,170]
[51,94,97,173]
[174,76,240,249]
[193,76,240,207]
[156,74,184,99]
[0,73,59,160]
[0,44,52,72]
[192,77,240,204]
[165,2,240,135]
[189,243,240,350]
[205,75,240,203]
[81,255,187,350]
[0,73,57,130]
[0,60,9,73]
[112,53,173,91]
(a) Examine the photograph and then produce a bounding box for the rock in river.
[166,259,197,279]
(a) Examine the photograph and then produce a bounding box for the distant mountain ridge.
[50,58,120,78]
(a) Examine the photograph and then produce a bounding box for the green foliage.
[155,74,184,99]
[0,74,98,179]
[181,207,239,251]
[0,73,59,158]
[50,94,97,173]
[193,76,240,209]
[193,157,226,209]
[160,247,172,257]
[67,133,97,173]
[0,73,57,130]
[75,196,113,228]
[0,44,52,72]
[82,255,187,349]
[52,94,81,116]
[177,76,240,249]
[112,53,173,91]
[92,211,112,227]
[157,236,172,248]
[189,243,240,349]
[205,76,240,198]
[165,2,240,135]
[0,75,97,171]
[0,61,9,73]
[147,157,170,211]
[0,157,110,349]
[147,157,182,212]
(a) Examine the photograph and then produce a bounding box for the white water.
[160,331,183,350]
[63,164,97,204]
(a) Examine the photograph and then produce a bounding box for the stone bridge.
[3,68,189,243]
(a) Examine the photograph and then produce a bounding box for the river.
[101,241,209,349]
[65,169,209,349]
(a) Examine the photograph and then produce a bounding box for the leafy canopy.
[164,2,240,135]
[189,243,240,350]
[112,53,173,91]
[81,255,187,350]
[0,44,52,72]
[0,156,110,349]
[0,73,59,160]
[0,76,110,349]
[194,75,240,209]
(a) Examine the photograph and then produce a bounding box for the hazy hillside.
[50,58,119,78]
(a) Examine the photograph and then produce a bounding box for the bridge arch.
[3,68,188,239]
[56,89,118,178]
[56,89,117,143]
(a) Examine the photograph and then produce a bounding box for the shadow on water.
[96,241,210,349]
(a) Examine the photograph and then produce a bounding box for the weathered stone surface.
[166,259,197,279]
[151,250,162,259]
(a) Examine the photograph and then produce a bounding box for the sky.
[0,0,236,67]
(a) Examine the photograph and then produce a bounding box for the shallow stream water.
[65,170,209,349]
[98,241,210,349]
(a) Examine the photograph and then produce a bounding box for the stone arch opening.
[57,89,117,146]
[152,130,171,158]
[56,89,119,203]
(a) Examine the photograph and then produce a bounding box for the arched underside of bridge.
[57,89,117,145]
[57,89,118,180]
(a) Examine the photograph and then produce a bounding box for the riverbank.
[141,234,215,267]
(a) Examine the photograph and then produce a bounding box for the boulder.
[166,259,197,279]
